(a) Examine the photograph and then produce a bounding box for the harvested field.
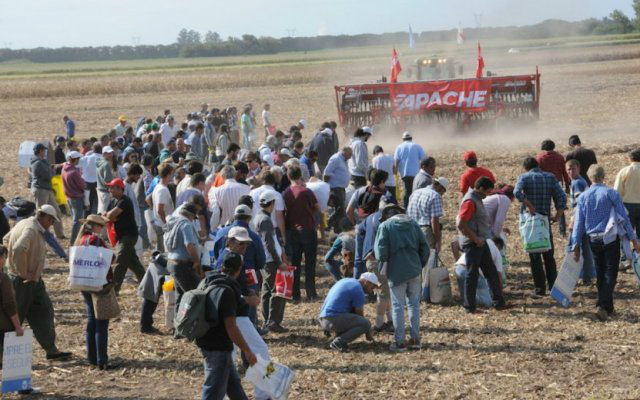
[1,41,640,399]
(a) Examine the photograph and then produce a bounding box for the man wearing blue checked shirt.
[515,157,567,297]
[571,166,640,321]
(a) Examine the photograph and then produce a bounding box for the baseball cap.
[433,177,449,191]
[279,148,294,158]
[66,151,82,160]
[102,146,114,153]
[223,252,243,270]
[298,119,307,128]
[360,272,381,287]
[401,131,412,140]
[106,178,125,190]
[259,191,278,205]
[118,115,127,122]
[55,135,66,143]
[228,226,251,242]
[463,151,477,162]
[234,204,252,218]
[362,126,373,135]
[38,204,60,222]
[266,135,277,147]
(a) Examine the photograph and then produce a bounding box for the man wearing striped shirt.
[406,178,448,253]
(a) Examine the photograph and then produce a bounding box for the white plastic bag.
[428,254,452,304]
[245,355,295,400]
[519,213,551,253]
[200,240,216,269]
[144,209,157,243]
[68,245,113,291]
[550,248,583,308]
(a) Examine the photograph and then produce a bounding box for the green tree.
[633,0,640,30]
[610,9,633,33]
[204,31,221,43]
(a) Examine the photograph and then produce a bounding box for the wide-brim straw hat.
[80,214,107,226]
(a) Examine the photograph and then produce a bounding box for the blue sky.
[0,0,634,49]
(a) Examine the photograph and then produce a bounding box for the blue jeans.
[455,265,493,307]
[82,292,109,366]
[69,197,85,245]
[589,238,620,314]
[577,236,596,282]
[389,275,421,345]
[201,349,248,400]
[353,223,366,279]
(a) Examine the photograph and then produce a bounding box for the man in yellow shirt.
[614,149,640,237]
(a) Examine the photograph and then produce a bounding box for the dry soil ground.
[1,42,640,399]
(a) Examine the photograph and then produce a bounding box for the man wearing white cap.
[62,151,86,244]
[407,177,449,253]
[257,135,277,167]
[4,205,72,361]
[394,131,426,208]
[253,191,288,333]
[318,272,379,352]
[297,119,307,131]
[348,127,372,188]
[249,170,286,245]
[96,146,115,213]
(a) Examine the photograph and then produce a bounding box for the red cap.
[106,178,125,190]
[463,151,477,162]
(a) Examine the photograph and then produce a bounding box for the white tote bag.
[519,212,551,253]
[246,355,295,400]
[428,254,452,304]
[68,245,113,291]
[200,240,216,269]
[144,209,157,243]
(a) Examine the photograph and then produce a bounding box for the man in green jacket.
[374,210,429,353]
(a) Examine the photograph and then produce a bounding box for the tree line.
[1,8,640,64]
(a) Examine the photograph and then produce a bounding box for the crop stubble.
[1,44,640,399]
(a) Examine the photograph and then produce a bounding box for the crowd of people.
[1,103,639,399]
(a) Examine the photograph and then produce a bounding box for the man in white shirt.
[150,163,175,252]
[159,114,178,146]
[261,104,272,140]
[208,165,250,229]
[372,145,397,200]
[249,170,286,245]
[80,142,103,215]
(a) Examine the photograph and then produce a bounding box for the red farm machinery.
[334,60,540,133]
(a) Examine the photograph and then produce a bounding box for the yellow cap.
[118,115,127,122]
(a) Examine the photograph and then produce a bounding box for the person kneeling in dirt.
[323,233,355,282]
[197,252,257,400]
[318,272,380,352]
[455,237,506,308]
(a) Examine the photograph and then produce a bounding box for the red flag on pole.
[475,42,484,78]
[391,48,402,83]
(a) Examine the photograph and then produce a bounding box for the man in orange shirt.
[459,151,496,195]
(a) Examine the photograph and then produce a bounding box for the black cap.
[223,252,242,272]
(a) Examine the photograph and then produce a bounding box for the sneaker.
[529,291,544,299]
[595,307,609,322]
[373,321,394,333]
[256,327,269,337]
[407,338,422,350]
[330,339,349,353]
[389,342,408,353]
[98,363,120,371]
[46,351,72,361]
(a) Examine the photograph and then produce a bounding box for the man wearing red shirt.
[459,151,496,195]
[283,165,320,301]
[456,176,509,314]
[536,139,570,236]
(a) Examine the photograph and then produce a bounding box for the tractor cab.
[414,55,463,81]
